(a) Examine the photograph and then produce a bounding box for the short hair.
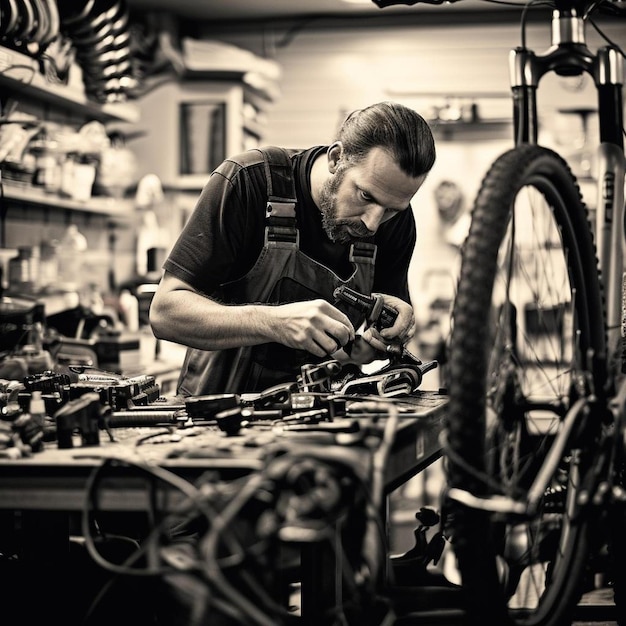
[336,101,436,178]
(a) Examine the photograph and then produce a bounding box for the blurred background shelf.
[0,45,140,124]
[1,182,134,219]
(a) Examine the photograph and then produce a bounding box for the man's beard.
[318,164,374,244]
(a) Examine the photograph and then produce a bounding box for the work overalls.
[177,147,377,396]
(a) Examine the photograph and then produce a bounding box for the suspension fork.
[594,52,625,372]
[508,6,595,146]
[510,58,538,146]
[509,7,626,372]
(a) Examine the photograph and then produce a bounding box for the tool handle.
[372,298,398,330]
[333,285,398,330]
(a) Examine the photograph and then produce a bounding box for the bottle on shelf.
[135,173,166,277]
[119,289,139,332]
[38,239,59,291]
[57,224,87,292]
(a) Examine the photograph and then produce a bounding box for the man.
[150,101,436,395]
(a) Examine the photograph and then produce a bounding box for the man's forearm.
[150,290,273,351]
[151,273,356,358]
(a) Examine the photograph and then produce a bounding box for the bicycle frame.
[510,3,625,376]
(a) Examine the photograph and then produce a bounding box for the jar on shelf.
[60,153,98,201]
[30,137,63,194]
[95,131,138,198]
[8,246,39,294]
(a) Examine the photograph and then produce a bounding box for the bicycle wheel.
[445,144,607,626]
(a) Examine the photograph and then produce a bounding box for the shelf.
[1,182,134,219]
[431,118,512,141]
[0,45,139,124]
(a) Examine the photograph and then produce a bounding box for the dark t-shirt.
[163,146,417,302]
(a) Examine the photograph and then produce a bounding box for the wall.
[199,17,616,146]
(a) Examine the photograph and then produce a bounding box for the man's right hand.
[269,299,356,357]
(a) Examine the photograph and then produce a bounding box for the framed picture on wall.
[179,100,227,178]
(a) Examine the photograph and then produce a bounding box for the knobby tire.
[445,144,607,626]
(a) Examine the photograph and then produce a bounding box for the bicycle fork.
[509,8,625,372]
[596,141,626,374]
[590,21,625,369]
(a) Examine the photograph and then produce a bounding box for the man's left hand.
[362,293,415,353]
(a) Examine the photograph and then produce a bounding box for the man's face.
[318,146,426,244]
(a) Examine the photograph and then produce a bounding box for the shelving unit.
[0,44,141,293]
[0,43,139,222]
[131,70,276,190]
[182,69,277,134]
[0,45,140,125]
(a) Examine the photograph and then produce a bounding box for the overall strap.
[259,146,299,246]
[349,241,377,267]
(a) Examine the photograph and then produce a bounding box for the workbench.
[0,390,448,626]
